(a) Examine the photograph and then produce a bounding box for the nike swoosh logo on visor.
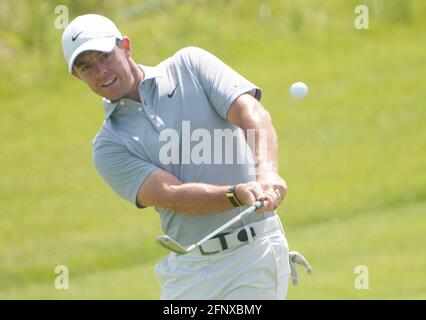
[72,31,83,41]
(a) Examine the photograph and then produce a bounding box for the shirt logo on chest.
[167,84,179,98]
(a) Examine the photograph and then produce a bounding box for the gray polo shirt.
[93,46,274,245]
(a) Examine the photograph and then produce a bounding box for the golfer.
[62,14,304,299]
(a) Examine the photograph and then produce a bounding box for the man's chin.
[106,95,123,102]
[93,85,128,102]
[94,85,125,102]
[98,91,123,102]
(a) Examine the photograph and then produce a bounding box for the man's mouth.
[101,77,117,88]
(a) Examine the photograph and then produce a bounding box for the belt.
[198,215,283,255]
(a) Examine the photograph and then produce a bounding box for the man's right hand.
[235,181,280,213]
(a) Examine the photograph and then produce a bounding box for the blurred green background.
[1,0,425,299]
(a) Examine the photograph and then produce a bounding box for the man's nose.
[93,62,108,79]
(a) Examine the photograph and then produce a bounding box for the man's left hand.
[258,171,287,210]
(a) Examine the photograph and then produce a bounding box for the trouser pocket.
[267,233,291,299]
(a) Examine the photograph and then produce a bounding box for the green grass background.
[1,0,425,299]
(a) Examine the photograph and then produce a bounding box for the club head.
[156,235,189,254]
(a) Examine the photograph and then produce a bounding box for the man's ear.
[122,36,132,57]
[71,69,81,79]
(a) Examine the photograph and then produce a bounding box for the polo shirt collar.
[102,64,163,119]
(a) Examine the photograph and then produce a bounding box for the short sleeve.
[180,46,262,119]
[92,138,158,208]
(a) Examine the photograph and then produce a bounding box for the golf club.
[156,200,264,254]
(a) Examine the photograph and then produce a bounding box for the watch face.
[228,186,235,193]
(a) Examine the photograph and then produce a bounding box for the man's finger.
[263,194,274,209]
[274,188,283,203]
[264,190,279,209]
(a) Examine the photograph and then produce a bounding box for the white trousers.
[154,216,291,300]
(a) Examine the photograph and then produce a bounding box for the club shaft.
[194,201,262,248]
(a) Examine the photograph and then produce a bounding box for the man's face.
[72,38,135,102]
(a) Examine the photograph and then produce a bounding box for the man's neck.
[126,60,145,103]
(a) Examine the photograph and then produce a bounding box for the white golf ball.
[290,82,308,99]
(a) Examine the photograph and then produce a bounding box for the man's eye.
[102,53,110,59]
[81,65,90,72]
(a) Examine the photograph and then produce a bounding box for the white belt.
[198,215,283,255]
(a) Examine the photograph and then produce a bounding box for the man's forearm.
[251,108,279,181]
[137,169,263,214]
[232,96,279,180]
[168,183,234,215]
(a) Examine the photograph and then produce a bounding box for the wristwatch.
[226,185,243,207]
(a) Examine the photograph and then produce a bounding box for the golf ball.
[290,82,308,99]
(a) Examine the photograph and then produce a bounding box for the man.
[62,14,310,299]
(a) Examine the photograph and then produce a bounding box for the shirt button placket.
[138,85,145,113]
[141,90,165,131]
[142,99,157,127]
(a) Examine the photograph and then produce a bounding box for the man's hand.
[234,179,284,213]
[234,181,265,211]
[289,251,313,286]
[259,172,287,202]
[258,171,287,207]
[234,181,272,213]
